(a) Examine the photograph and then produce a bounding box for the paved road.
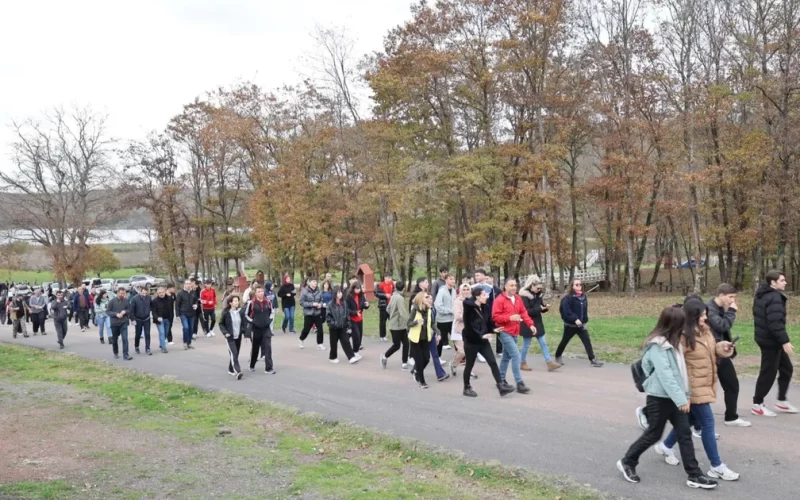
[3,323,799,500]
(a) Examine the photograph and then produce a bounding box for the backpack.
[631,359,646,393]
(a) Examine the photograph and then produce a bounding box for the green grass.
[0,480,75,499]
[0,343,602,500]
[0,267,147,284]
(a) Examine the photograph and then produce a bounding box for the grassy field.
[0,343,602,500]
[0,268,148,284]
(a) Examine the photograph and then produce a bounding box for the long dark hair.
[95,290,107,306]
[682,299,707,351]
[223,294,241,314]
[644,307,685,348]
[332,286,344,304]
[347,281,361,298]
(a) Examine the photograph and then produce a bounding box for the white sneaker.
[168,342,174,346]
[401,363,410,371]
[298,340,304,349]
[776,401,799,414]
[192,334,197,340]
[723,418,752,427]
[654,442,680,466]
[439,358,448,366]
[708,464,740,481]
[692,429,720,440]
[443,345,452,350]
[316,344,326,351]
[635,407,649,430]
[329,359,340,364]
[477,353,487,363]
[210,329,216,337]
[349,355,361,364]
[206,332,212,338]
[751,403,777,417]
[380,337,388,342]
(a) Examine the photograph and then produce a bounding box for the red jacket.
[200,288,217,310]
[492,292,534,337]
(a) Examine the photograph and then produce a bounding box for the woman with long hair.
[408,292,435,389]
[94,290,111,344]
[556,279,603,367]
[451,283,477,380]
[277,274,297,334]
[655,299,739,481]
[326,286,360,364]
[617,306,718,489]
[219,294,247,379]
[346,281,369,354]
[462,287,513,398]
[519,276,561,371]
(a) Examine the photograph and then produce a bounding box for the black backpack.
[631,358,647,393]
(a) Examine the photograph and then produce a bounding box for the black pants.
[623,395,702,477]
[226,335,242,373]
[379,308,389,339]
[202,309,216,333]
[436,322,452,357]
[350,322,363,353]
[329,327,355,360]
[384,329,409,363]
[717,357,740,421]
[250,328,273,371]
[31,311,46,333]
[300,315,324,345]
[464,341,502,387]
[111,324,129,357]
[193,308,201,335]
[134,320,151,351]
[555,325,596,360]
[410,339,431,384]
[77,309,90,329]
[754,344,793,405]
[165,318,174,343]
[54,318,68,344]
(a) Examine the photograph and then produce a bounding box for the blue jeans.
[664,402,721,467]
[427,332,447,379]
[519,336,533,363]
[97,315,111,339]
[282,307,295,332]
[499,332,523,383]
[180,314,194,345]
[157,320,169,350]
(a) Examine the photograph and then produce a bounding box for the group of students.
[618,270,796,491]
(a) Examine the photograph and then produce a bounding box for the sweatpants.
[464,341,502,388]
[202,309,216,333]
[753,344,793,405]
[300,314,324,345]
[250,328,273,371]
[110,324,130,357]
[384,329,409,363]
[226,335,242,374]
[410,339,431,385]
[622,395,702,478]
[379,308,389,339]
[436,321,452,357]
[717,357,740,421]
[134,320,151,351]
[329,326,355,360]
[555,325,596,360]
[350,322,363,353]
[53,318,68,344]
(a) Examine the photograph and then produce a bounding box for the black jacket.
[462,298,490,345]
[560,293,589,325]
[151,296,171,325]
[175,289,198,316]
[753,284,790,348]
[326,300,350,330]
[245,298,273,335]
[49,299,70,322]
[706,298,737,359]
[520,290,547,338]
[129,294,152,322]
[108,297,131,327]
[163,293,176,321]
[219,308,246,339]
[277,283,296,309]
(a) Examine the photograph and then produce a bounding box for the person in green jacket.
[617,306,719,490]
[381,281,410,370]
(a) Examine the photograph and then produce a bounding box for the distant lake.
[1,229,154,245]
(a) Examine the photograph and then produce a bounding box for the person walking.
[705,284,750,427]
[219,295,246,379]
[298,277,325,350]
[200,279,217,337]
[616,306,718,489]
[452,283,481,381]
[176,279,199,350]
[346,281,369,354]
[381,280,409,370]
[434,273,456,357]
[555,279,604,367]
[244,285,276,374]
[409,277,429,313]
[72,284,92,332]
[408,292,436,389]
[752,270,797,416]
[320,279,333,332]
[277,274,297,334]
[0,288,7,326]
[49,291,70,348]
[655,299,740,481]
[519,276,562,372]
[29,288,48,336]
[130,287,153,355]
[375,273,395,343]
[473,269,502,359]
[151,287,171,354]
[462,287,514,398]
[164,284,176,345]
[430,266,449,308]
[108,288,132,360]
[492,278,533,394]
[191,279,202,339]
[326,286,360,364]
[11,293,29,339]
[265,281,278,332]
[94,291,111,344]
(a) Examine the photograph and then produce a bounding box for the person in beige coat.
[657,299,741,482]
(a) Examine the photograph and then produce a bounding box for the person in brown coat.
[656,299,741,482]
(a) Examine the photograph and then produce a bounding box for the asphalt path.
[3,322,799,500]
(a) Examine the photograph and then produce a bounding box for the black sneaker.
[161,348,168,354]
[463,387,478,398]
[590,358,604,368]
[265,369,276,375]
[616,460,640,483]
[146,349,152,356]
[228,370,235,376]
[124,355,133,361]
[497,383,515,397]
[236,372,243,380]
[516,381,531,394]
[135,347,141,355]
[450,362,457,377]
[249,367,255,373]
[58,342,64,349]
[42,332,47,336]
[23,334,29,338]
[187,344,195,350]
[100,337,105,344]
[419,382,429,389]
[687,475,718,489]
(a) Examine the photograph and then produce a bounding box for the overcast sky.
[0,0,414,172]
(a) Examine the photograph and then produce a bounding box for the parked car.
[188,273,216,285]
[129,274,165,289]
[99,279,115,292]
[11,285,31,296]
[680,258,706,269]
[82,277,103,293]
[114,279,132,292]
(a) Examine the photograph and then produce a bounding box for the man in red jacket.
[492,278,535,394]
[200,279,217,338]
[376,273,395,342]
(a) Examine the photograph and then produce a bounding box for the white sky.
[0,0,415,172]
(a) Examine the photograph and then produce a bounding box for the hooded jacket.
[245,297,273,334]
[640,337,690,407]
[560,293,589,326]
[386,291,409,331]
[200,287,217,311]
[300,286,323,317]
[519,289,547,338]
[434,285,455,323]
[753,283,790,348]
[277,275,296,309]
[462,298,490,345]
[375,281,394,309]
[706,298,737,358]
[264,281,278,311]
[683,327,733,404]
